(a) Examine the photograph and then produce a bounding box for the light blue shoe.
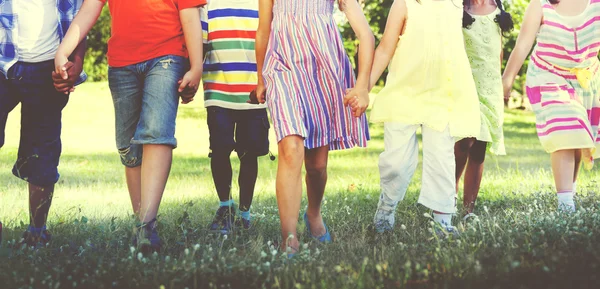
[303,213,332,243]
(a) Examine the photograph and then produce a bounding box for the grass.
[1,82,600,289]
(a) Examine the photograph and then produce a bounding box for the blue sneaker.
[209,206,235,234]
[303,213,332,243]
[134,219,161,254]
[19,225,52,249]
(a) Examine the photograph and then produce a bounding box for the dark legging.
[211,152,258,211]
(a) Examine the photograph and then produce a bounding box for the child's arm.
[341,0,375,118]
[255,0,274,104]
[367,0,406,90]
[55,0,104,77]
[178,7,204,104]
[52,39,87,94]
[501,0,542,99]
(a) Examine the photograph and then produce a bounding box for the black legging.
[210,151,258,211]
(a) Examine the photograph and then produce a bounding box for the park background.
[1,1,600,288]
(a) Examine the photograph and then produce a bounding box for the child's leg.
[462,140,487,214]
[235,108,270,214]
[10,61,68,232]
[139,144,172,223]
[374,122,419,232]
[304,146,329,237]
[108,66,144,217]
[276,135,304,251]
[0,76,19,149]
[378,123,419,209]
[135,55,186,224]
[454,138,475,193]
[419,125,457,224]
[573,149,581,192]
[207,107,236,204]
[238,156,258,211]
[28,184,54,228]
[551,149,576,211]
[125,167,142,216]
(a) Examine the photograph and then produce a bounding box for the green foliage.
[83,6,111,82]
[503,0,529,95]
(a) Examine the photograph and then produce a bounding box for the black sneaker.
[18,226,52,249]
[209,206,235,234]
[133,219,161,254]
[235,218,251,230]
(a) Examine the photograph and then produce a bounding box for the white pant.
[378,122,457,213]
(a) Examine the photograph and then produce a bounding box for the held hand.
[52,57,83,94]
[344,87,370,118]
[502,76,513,102]
[54,54,69,79]
[248,89,260,104]
[255,82,267,104]
[178,68,202,104]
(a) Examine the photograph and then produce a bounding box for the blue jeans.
[108,55,188,167]
[0,60,69,186]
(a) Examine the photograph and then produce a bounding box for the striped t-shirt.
[201,0,264,110]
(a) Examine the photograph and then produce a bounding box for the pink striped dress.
[262,0,369,150]
[526,0,600,159]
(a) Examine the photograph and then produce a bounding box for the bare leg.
[304,146,329,237]
[125,166,142,216]
[139,144,173,223]
[276,136,304,251]
[454,138,475,193]
[28,184,54,228]
[573,149,581,183]
[551,149,576,192]
[462,140,487,214]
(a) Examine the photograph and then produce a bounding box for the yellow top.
[371,0,480,138]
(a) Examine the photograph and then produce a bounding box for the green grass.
[1,82,600,289]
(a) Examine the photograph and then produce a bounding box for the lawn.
[1,82,599,289]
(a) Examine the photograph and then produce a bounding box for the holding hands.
[178,67,202,104]
[53,54,84,94]
[344,87,370,118]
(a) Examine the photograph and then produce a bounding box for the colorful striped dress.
[526,0,600,165]
[262,0,370,150]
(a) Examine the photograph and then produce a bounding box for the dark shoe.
[19,226,52,249]
[209,206,235,234]
[235,218,251,230]
[133,219,161,254]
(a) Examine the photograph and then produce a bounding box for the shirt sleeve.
[178,0,207,10]
[200,7,209,45]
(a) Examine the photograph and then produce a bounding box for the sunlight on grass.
[1,82,599,288]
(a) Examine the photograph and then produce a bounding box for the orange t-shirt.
[101,0,206,67]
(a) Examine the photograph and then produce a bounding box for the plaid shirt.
[0,0,87,84]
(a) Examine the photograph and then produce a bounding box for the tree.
[83,6,111,82]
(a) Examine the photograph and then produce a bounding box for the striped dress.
[526,0,600,164]
[262,0,370,150]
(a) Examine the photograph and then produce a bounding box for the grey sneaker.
[434,224,460,239]
[373,207,395,233]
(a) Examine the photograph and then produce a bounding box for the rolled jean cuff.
[131,138,177,148]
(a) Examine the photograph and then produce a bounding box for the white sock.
[433,212,452,228]
[557,191,576,212]
[572,182,577,194]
